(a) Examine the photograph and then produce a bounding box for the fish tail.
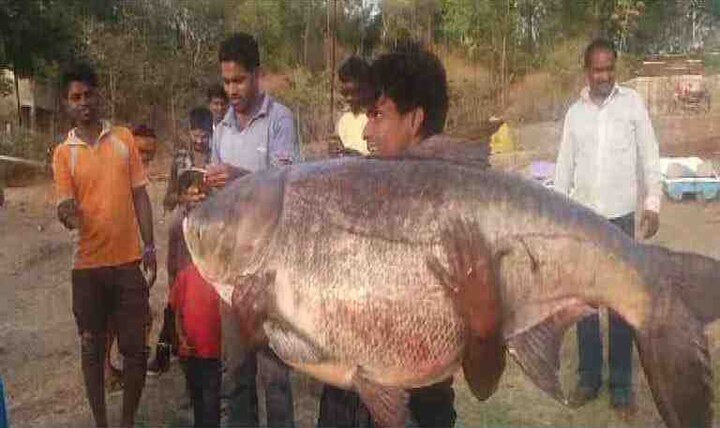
[633,246,718,427]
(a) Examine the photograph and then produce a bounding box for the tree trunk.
[325,0,330,70]
[13,66,21,130]
[303,0,311,67]
[109,68,116,121]
[501,32,507,109]
[329,0,337,132]
[360,0,366,54]
[170,87,177,150]
[427,12,433,48]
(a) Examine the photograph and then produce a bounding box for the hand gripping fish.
[184,158,720,428]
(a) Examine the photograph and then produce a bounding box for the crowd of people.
[48,31,660,428]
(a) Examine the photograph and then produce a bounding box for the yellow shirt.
[52,122,148,269]
[490,123,515,154]
[336,111,369,154]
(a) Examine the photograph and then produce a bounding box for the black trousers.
[185,357,221,427]
[317,377,456,428]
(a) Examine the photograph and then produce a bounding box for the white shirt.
[336,111,369,155]
[555,85,661,219]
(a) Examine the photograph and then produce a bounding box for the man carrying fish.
[319,47,465,428]
[555,38,662,416]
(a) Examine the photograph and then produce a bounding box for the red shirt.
[170,265,221,359]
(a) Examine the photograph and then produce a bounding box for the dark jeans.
[71,261,149,427]
[220,303,294,427]
[576,213,635,403]
[317,378,456,428]
[186,358,221,428]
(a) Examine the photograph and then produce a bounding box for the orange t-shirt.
[52,122,148,269]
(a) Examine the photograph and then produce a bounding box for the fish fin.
[231,271,274,345]
[644,244,720,324]
[635,285,713,428]
[462,333,507,401]
[507,303,595,404]
[265,319,326,364]
[353,369,410,428]
[428,218,502,340]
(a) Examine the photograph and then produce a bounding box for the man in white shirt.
[555,39,661,417]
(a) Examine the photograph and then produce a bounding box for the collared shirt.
[211,93,300,171]
[336,110,369,154]
[52,121,147,269]
[555,85,661,219]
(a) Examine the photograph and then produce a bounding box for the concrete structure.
[0,69,58,136]
[625,55,718,116]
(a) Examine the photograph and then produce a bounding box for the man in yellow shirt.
[52,63,156,428]
[334,56,372,156]
[489,115,515,154]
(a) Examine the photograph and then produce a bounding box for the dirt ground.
[1,117,720,427]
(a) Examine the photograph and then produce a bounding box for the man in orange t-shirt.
[52,63,156,428]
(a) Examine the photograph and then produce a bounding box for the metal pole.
[330,0,338,132]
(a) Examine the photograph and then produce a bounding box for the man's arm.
[170,278,193,354]
[133,185,157,286]
[635,95,662,213]
[126,132,157,285]
[554,113,575,195]
[52,146,79,229]
[634,94,662,238]
[268,113,301,166]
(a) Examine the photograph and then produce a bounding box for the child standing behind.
[170,264,222,427]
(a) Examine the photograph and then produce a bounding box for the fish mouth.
[183,215,225,284]
[182,168,287,287]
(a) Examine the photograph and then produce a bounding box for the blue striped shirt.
[211,93,300,171]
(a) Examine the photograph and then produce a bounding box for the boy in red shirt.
[170,264,222,427]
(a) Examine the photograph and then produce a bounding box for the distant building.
[0,69,59,137]
[625,55,716,115]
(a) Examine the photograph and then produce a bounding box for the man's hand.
[328,136,344,158]
[178,335,195,356]
[178,186,207,205]
[205,163,249,189]
[427,219,502,340]
[142,246,157,288]
[639,210,660,239]
[232,272,273,346]
[57,199,80,230]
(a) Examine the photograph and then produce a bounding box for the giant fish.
[183,158,720,428]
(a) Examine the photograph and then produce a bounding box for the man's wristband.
[143,245,156,256]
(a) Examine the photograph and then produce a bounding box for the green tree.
[0,0,76,125]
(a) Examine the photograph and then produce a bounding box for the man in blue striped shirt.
[199,32,300,428]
